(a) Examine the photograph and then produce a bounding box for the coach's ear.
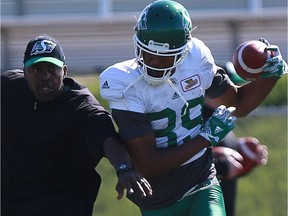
[63,65,68,77]
[23,67,27,77]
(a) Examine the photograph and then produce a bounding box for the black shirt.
[1,70,117,216]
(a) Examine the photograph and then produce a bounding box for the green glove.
[200,105,236,146]
[260,45,288,79]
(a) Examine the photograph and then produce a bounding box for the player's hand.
[200,105,236,146]
[226,144,267,179]
[115,170,152,200]
[213,147,244,180]
[222,149,244,180]
[225,151,244,179]
[258,38,288,79]
[255,144,268,165]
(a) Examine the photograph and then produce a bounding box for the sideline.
[248,105,287,117]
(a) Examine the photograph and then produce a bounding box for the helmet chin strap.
[121,73,144,99]
[120,62,189,116]
[120,61,145,111]
[166,79,189,117]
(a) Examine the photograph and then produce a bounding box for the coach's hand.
[200,105,236,146]
[116,171,152,200]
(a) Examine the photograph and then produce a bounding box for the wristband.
[116,163,133,176]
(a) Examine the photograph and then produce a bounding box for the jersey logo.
[180,75,200,92]
[101,81,110,89]
[30,40,57,56]
[169,78,178,86]
[214,126,223,134]
[172,92,180,100]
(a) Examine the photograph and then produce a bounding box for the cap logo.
[30,40,57,56]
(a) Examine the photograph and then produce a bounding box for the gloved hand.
[258,38,288,79]
[200,105,236,146]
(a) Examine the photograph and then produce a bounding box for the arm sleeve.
[205,66,234,99]
[99,66,146,113]
[78,103,118,164]
[112,109,154,140]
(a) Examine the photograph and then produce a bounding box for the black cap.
[23,34,65,67]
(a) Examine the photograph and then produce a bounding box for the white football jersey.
[100,38,216,162]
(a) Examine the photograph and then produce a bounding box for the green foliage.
[72,74,109,109]
[72,74,287,216]
[260,75,287,106]
[234,116,287,216]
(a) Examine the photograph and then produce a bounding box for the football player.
[99,1,286,215]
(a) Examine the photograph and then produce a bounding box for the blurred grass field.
[73,74,287,216]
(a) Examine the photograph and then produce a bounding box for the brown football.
[232,40,271,81]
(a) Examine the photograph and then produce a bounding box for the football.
[232,40,271,81]
[237,137,260,177]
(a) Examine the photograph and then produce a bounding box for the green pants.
[141,179,226,216]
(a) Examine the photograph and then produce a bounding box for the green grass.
[72,73,287,216]
[260,75,287,106]
[234,116,287,216]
